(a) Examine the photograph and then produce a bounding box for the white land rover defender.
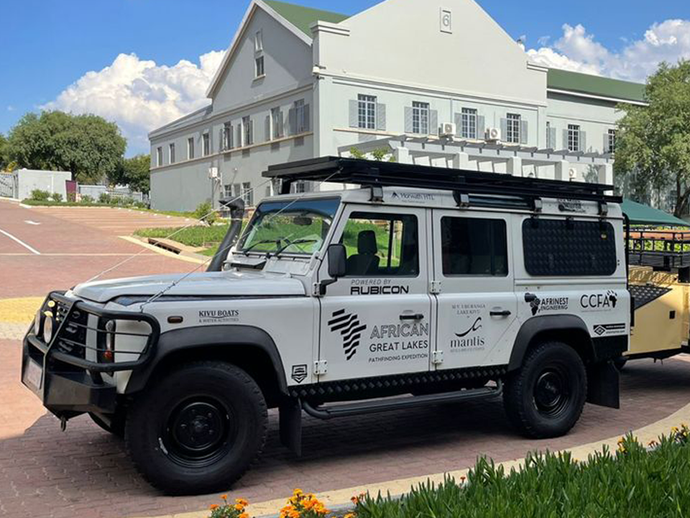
[22,157,629,494]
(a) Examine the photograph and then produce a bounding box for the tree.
[7,111,127,183]
[110,154,151,193]
[614,60,690,217]
[0,133,7,170]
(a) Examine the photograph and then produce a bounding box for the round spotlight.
[43,314,54,344]
[33,308,43,336]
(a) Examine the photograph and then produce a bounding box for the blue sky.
[1,0,688,154]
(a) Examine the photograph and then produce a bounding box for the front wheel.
[503,341,587,439]
[125,361,268,495]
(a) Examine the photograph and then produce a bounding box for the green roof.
[622,199,689,227]
[547,69,646,103]
[264,0,349,37]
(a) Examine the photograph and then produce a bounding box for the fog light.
[33,308,43,336]
[104,320,116,362]
[43,314,54,344]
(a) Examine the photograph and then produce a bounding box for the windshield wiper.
[273,238,318,256]
[242,239,282,256]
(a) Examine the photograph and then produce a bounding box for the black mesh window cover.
[522,219,617,276]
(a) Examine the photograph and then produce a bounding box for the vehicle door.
[317,205,431,382]
[431,210,519,370]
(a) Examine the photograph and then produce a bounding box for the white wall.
[17,170,72,200]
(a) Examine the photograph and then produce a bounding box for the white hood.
[72,272,306,303]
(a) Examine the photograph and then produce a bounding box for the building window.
[255,56,265,78]
[295,180,311,194]
[506,113,521,144]
[242,182,253,206]
[223,184,233,199]
[169,143,176,164]
[412,102,430,135]
[567,124,581,152]
[156,146,163,167]
[271,107,283,139]
[243,116,253,146]
[223,123,232,150]
[460,108,477,139]
[357,94,376,130]
[265,185,273,198]
[546,121,553,148]
[607,129,617,154]
[294,100,307,134]
[254,30,263,52]
[187,137,195,160]
[202,133,210,156]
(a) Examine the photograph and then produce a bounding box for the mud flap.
[279,398,302,456]
[587,361,620,409]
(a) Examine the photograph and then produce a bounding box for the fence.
[0,173,18,199]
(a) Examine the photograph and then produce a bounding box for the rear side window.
[441,217,508,276]
[522,219,617,276]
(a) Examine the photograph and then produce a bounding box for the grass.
[21,199,199,218]
[134,224,230,249]
[352,427,690,518]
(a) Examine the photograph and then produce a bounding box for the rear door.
[317,205,432,382]
[431,210,519,369]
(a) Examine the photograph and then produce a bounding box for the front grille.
[53,300,87,359]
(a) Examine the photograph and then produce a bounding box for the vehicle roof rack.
[264,157,621,206]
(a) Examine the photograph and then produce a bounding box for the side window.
[441,217,508,276]
[340,212,419,277]
[522,219,617,276]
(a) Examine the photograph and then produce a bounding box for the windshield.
[238,198,340,255]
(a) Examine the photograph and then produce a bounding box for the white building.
[149,0,646,211]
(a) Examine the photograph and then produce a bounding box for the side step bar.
[301,381,503,420]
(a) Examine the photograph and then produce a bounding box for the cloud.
[43,51,224,154]
[6,105,14,112]
[527,19,690,82]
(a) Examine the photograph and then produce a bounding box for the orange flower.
[235,504,245,511]
[236,498,249,506]
[209,504,219,510]
[239,514,249,518]
[221,494,228,500]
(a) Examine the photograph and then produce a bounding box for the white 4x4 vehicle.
[22,157,629,494]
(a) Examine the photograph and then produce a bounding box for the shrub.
[66,192,77,203]
[208,495,249,518]
[30,189,50,201]
[81,195,94,204]
[50,192,63,203]
[98,192,112,204]
[194,201,218,226]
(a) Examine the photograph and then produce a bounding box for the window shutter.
[454,113,462,136]
[288,108,296,136]
[376,103,386,131]
[349,100,359,128]
[477,115,486,140]
[563,130,569,150]
[237,125,243,148]
[429,110,438,135]
[549,127,557,149]
[277,111,284,138]
[219,129,225,151]
[249,120,254,145]
[303,103,311,132]
[265,115,271,141]
[520,120,528,145]
[603,133,610,153]
[500,118,508,140]
[580,131,587,152]
[404,106,414,133]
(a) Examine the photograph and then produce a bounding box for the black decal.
[455,317,483,338]
[291,364,308,384]
[329,309,367,361]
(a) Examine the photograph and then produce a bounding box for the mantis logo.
[329,309,367,361]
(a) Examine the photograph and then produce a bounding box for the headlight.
[33,309,43,336]
[43,313,54,344]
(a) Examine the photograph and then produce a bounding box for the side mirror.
[327,243,347,279]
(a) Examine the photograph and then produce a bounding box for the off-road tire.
[89,411,126,438]
[503,341,587,439]
[614,357,628,372]
[125,361,268,495]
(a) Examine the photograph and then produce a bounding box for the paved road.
[1,199,690,518]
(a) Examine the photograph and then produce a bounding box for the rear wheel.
[503,341,587,439]
[125,361,268,495]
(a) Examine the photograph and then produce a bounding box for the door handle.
[400,313,425,321]
[490,310,512,317]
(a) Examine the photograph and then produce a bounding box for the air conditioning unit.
[485,127,501,142]
[208,167,219,179]
[438,122,456,138]
[568,168,578,180]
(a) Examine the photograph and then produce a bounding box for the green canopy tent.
[621,199,690,227]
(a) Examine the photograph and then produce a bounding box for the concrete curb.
[119,236,207,265]
[129,397,690,518]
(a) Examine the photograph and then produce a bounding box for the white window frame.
[223,184,233,199]
[357,94,376,130]
[255,55,265,78]
[460,108,477,139]
[243,116,253,146]
[294,100,306,134]
[156,146,163,167]
[567,124,581,152]
[202,132,210,156]
[169,143,176,164]
[242,182,253,206]
[412,101,430,135]
[607,129,616,154]
[254,30,263,52]
[506,113,521,144]
[187,137,195,160]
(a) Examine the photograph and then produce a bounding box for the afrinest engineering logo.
[328,309,367,361]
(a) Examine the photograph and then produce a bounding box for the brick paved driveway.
[2,199,690,518]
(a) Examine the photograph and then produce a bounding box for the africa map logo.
[328,309,367,361]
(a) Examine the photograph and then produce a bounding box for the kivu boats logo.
[329,309,367,361]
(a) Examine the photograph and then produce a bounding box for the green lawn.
[134,225,230,249]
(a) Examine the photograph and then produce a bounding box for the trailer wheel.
[89,411,126,438]
[503,341,587,439]
[125,361,268,495]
